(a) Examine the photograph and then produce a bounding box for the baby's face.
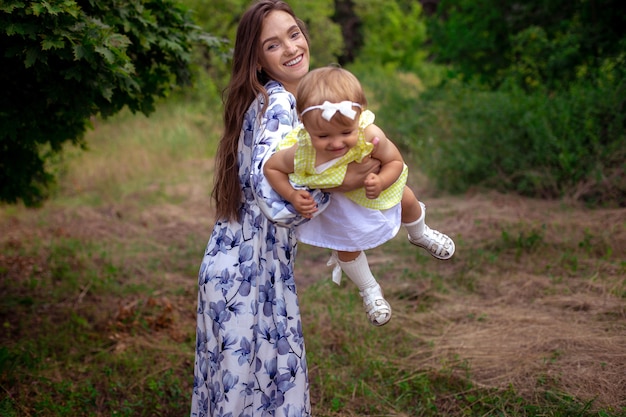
[305,118,359,161]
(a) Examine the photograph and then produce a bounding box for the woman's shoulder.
[249,81,296,118]
[266,81,294,99]
[264,81,297,112]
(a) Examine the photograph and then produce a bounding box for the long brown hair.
[212,0,308,221]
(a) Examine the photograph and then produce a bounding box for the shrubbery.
[365,66,625,206]
[423,80,623,202]
[363,0,625,206]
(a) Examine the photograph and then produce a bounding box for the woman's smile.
[284,55,303,67]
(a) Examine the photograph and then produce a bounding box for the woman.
[190,1,379,416]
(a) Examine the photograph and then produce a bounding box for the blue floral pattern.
[191,81,329,417]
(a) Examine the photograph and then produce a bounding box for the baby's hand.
[289,190,318,218]
[364,173,383,199]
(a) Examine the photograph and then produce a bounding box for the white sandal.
[359,284,392,326]
[409,225,455,260]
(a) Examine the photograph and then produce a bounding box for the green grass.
[1,96,625,417]
[51,98,217,207]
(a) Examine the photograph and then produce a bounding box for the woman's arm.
[250,83,329,226]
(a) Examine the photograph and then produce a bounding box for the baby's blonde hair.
[296,66,367,129]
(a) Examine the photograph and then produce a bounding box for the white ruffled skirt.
[296,193,401,252]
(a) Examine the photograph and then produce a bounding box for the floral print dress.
[190,81,329,417]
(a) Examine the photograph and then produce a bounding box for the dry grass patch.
[297,191,625,414]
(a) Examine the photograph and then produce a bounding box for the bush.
[415,0,625,206]
[406,76,625,205]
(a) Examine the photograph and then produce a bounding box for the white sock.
[338,251,378,291]
[402,201,426,240]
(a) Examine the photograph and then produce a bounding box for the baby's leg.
[337,250,391,326]
[400,186,422,223]
[401,186,456,260]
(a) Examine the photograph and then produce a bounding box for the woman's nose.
[284,40,297,55]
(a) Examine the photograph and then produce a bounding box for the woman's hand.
[326,137,381,193]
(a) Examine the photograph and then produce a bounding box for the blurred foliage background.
[2,0,625,206]
[185,0,625,207]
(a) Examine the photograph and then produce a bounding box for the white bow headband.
[300,100,362,121]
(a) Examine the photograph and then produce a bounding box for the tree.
[419,0,625,204]
[328,0,428,71]
[0,0,206,206]
[427,0,626,89]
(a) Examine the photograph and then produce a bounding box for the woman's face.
[258,10,310,94]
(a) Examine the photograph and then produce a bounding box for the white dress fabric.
[297,193,401,252]
[190,81,330,417]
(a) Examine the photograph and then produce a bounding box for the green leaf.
[3,23,18,36]
[30,2,46,16]
[42,37,65,50]
[95,45,115,64]
[0,1,25,13]
[72,44,88,60]
[100,85,114,101]
[24,47,40,67]
[108,33,131,49]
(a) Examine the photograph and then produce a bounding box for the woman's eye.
[291,31,301,39]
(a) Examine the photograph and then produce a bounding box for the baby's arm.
[323,137,381,193]
[264,147,318,218]
[362,124,405,199]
